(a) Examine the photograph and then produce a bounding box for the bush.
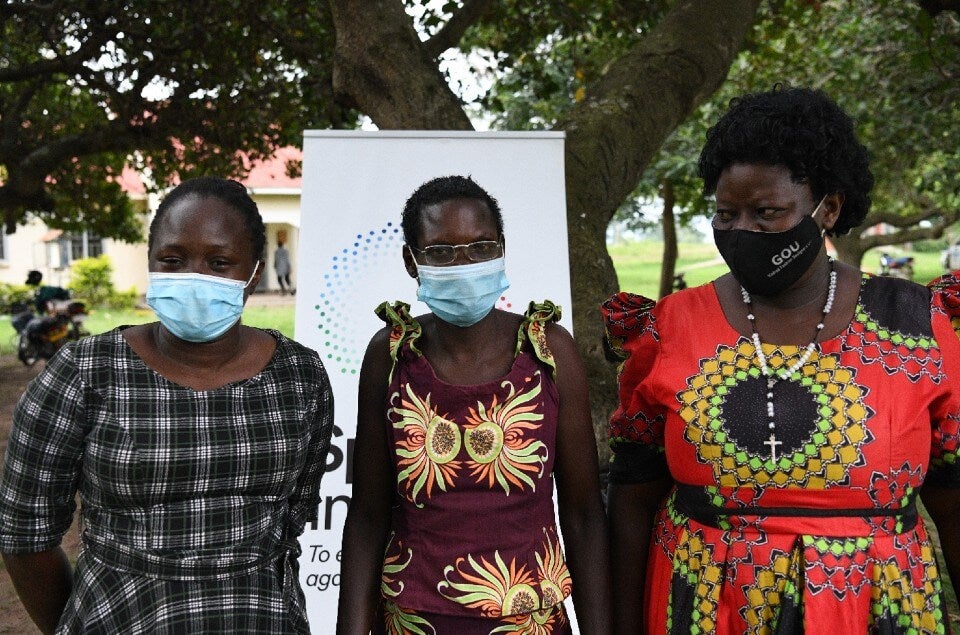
[69,256,142,309]
[912,238,948,253]
[0,282,34,314]
[109,286,139,310]
[69,255,114,306]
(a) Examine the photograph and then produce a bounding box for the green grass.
[81,305,295,338]
[0,305,295,357]
[609,241,726,296]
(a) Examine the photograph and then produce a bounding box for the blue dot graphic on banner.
[313,220,514,375]
[313,222,401,375]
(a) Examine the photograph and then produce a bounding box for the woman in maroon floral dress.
[338,175,612,634]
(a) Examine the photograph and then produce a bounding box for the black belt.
[673,483,918,531]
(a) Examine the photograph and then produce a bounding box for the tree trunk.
[328,0,474,130]
[830,234,869,269]
[659,179,678,300]
[558,0,762,461]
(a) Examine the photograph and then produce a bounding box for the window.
[60,231,103,263]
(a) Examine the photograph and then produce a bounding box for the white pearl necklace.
[742,259,837,463]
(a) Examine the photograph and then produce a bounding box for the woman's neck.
[153,321,246,371]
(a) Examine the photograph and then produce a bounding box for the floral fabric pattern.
[378,301,570,625]
[602,275,960,633]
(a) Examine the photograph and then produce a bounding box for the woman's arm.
[607,478,671,634]
[547,324,613,634]
[919,485,960,613]
[0,346,87,633]
[286,352,335,537]
[336,330,395,635]
[2,549,72,635]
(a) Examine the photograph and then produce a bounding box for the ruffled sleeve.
[374,301,422,382]
[517,300,561,379]
[601,292,669,484]
[926,273,960,487]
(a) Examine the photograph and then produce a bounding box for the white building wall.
[1,191,301,295]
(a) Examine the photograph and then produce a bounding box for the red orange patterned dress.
[375,300,573,635]
[602,273,960,634]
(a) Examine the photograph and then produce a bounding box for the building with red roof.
[0,148,304,296]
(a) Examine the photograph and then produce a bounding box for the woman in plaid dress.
[0,177,334,634]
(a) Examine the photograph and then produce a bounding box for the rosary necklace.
[742,258,836,462]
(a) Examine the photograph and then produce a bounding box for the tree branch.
[423,0,496,59]
[0,28,116,83]
[864,199,957,228]
[328,0,472,129]
[917,0,960,16]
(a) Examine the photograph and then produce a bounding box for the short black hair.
[401,175,504,248]
[149,177,266,261]
[698,86,874,236]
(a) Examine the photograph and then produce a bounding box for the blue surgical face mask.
[146,265,259,342]
[416,257,510,327]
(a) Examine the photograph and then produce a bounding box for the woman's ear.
[821,192,845,233]
[402,246,419,280]
[243,260,266,301]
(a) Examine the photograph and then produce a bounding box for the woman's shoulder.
[262,329,325,370]
[928,271,960,329]
[372,300,423,359]
[858,274,934,324]
[602,284,714,334]
[69,326,133,361]
[929,271,960,298]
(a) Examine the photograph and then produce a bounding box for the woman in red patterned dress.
[338,175,612,634]
[604,88,960,633]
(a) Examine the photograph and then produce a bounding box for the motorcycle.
[672,272,688,292]
[11,299,90,366]
[878,252,914,280]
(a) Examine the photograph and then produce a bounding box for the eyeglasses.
[411,240,503,266]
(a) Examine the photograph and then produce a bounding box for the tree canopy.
[0,1,348,238]
[620,0,960,270]
[7,0,956,447]
[2,0,766,447]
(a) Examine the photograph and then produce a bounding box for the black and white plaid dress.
[0,327,333,634]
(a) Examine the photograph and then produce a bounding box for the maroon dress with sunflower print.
[375,300,573,635]
[602,273,960,634]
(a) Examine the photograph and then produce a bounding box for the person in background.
[0,176,334,634]
[24,269,70,314]
[337,175,612,634]
[274,237,294,295]
[603,87,959,633]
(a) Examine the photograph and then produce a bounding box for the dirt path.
[0,354,80,634]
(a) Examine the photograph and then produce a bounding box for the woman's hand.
[2,548,72,634]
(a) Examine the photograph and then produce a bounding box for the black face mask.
[713,204,824,297]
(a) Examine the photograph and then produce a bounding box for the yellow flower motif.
[463,375,548,494]
[535,529,571,609]
[438,551,539,618]
[382,601,435,635]
[438,528,570,626]
[381,533,413,599]
[390,383,462,507]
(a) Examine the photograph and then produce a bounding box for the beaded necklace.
[742,258,837,462]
